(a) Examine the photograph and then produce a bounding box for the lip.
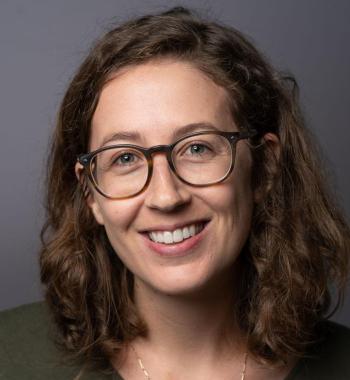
[139,221,210,257]
[139,219,210,233]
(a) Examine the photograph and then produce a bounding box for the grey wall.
[1,0,349,326]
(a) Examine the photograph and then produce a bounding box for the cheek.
[218,187,253,236]
[208,168,253,221]
[231,174,254,220]
[100,204,138,266]
[229,148,254,219]
[207,155,254,250]
[96,198,143,243]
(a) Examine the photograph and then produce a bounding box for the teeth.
[156,232,164,243]
[164,231,173,244]
[183,227,190,239]
[148,223,205,244]
[173,229,183,243]
[189,225,195,236]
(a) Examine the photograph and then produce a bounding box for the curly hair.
[39,6,350,373]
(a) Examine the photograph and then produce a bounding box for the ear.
[253,132,280,203]
[262,132,280,160]
[75,162,105,225]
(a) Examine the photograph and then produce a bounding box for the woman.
[1,6,349,380]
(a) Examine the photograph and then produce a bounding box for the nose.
[144,153,191,212]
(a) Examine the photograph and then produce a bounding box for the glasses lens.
[172,133,233,185]
[91,147,148,198]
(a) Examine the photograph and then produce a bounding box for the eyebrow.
[100,122,221,147]
[101,131,142,147]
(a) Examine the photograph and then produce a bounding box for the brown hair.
[40,6,350,373]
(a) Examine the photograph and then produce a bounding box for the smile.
[148,223,206,245]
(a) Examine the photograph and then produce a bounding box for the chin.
[137,270,223,298]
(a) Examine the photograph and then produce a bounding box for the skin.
[76,60,286,379]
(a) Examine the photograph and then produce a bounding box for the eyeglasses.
[77,130,257,199]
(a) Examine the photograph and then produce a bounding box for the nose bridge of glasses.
[147,144,171,155]
[146,144,175,170]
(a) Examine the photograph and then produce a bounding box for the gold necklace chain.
[131,346,248,380]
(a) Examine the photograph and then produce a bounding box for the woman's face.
[84,60,255,296]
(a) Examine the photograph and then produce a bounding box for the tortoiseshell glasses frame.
[77,129,257,200]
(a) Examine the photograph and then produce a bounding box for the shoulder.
[0,302,116,380]
[288,320,350,380]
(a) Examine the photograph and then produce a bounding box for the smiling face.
[82,60,255,297]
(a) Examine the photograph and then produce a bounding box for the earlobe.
[74,162,105,225]
[263,132,280,161]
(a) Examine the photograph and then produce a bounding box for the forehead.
[90,60,235,150]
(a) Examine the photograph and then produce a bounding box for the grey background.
[0,1,349,326]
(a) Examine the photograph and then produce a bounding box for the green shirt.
[0,302,349,379]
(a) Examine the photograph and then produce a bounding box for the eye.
[185,143,211,155]
[113,152,139,165]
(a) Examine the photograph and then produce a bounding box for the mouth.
[139,220,210,257]
[147,221,207,245]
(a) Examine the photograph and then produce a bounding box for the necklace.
[131,346,248,380]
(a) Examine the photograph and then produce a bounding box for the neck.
[132,270,246,368]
